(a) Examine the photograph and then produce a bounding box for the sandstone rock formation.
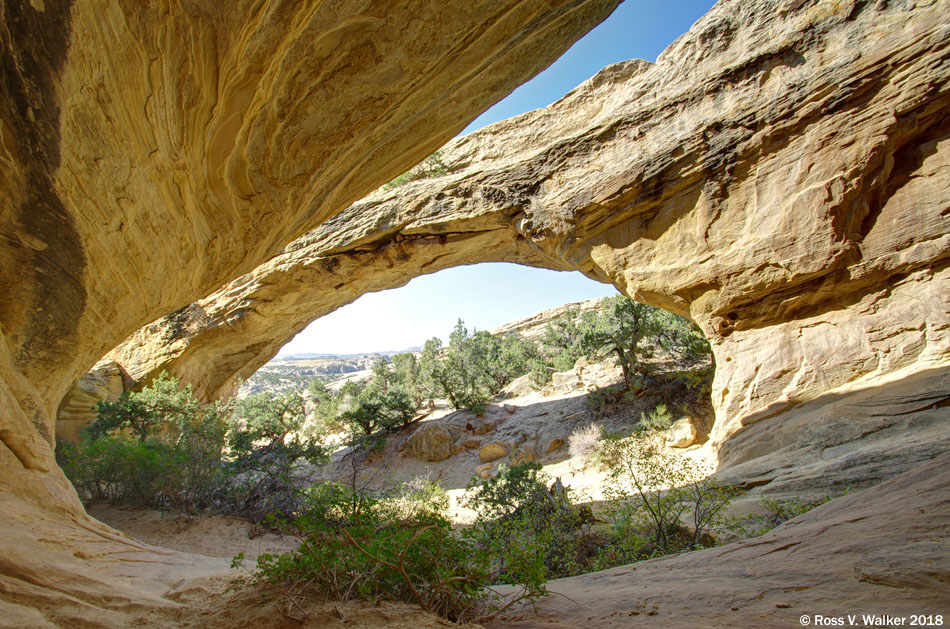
[478,441,510,463]
[109,0,949,467]
[0,0,620,622]
[403,423,459,462]
[666,417,697,448]
[491,450,950,628]
[3,0,949,624]
[55,359,126,442]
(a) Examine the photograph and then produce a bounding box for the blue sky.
[279,1,717,357]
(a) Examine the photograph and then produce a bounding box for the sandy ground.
[87,503,299,560]
[78,366,947,628]
[77,504,466,628]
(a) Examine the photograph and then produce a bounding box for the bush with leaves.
[58,374,326,522]
[233,478,539,623]
[423,320,540,411]
[639,403,673,431]
[382,150,449,190]
[389,352,424,407]
[337,376,417,441]
[306,378,345,434]
[60,373,229,512]
[85,371,205,442]
[539,305,588,372]
[577,296,666,390]
[596,434,734,561]
[727,489,851,538]
[223,391,326,523]
[463,463,598,582]
[534,296,711,391]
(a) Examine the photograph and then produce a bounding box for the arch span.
[0,0,621,620]
[111,0,950,459]
[109,213,575,402]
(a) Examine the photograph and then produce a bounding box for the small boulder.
[479,441,509,463]
[403,423,459,461]
[666,417,697,448]
[511,446,539,465]
[545,438,565,454]
[472,421,496,436]
[475,463,493,479]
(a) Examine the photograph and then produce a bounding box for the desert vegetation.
[57,297,829,621]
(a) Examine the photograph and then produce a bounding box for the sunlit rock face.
[0,0,620,620]
[114,0,950,460]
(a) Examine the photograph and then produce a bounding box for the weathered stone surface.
[0,0,620,621]
[715,365,950,505]
[666,417,697,449]
[511,445,539,465]
[2,0,949,624]
[112,0,950,467]
[479,441,510,463]
[491,299,606,342]
[402,423,459,462]
[55,360,126,443]
[475,463,494,479]
[469,420,497,436]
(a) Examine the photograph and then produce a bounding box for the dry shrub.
[568,423,603,460]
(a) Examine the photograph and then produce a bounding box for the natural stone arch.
[0,0,618,475]
[109,218,572,403]
[110,0,950,462]
[0,0,621,621]
[2,0,949,623]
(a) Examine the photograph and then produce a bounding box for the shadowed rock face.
[0,0,620,620]
[111,0,950,460]
[0,0,620,481]
[2,0,948,623]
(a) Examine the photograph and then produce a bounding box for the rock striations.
[1,0,948,624]
[0,0,620,623]
[111,0,950,460]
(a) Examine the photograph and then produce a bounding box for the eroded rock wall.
[0,0,618,487]
[0,0,620,620]
[112,0,950,459]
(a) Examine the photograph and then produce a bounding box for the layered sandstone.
[3,0,949,624]
[55,359,126,442]
[112,0,950,462]
[0,0,620,622]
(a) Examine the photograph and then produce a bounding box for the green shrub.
[233,480,539,623]
[382,150,449,190]
[422,320,540,411]
[58,374,325,522]
[639,403,673,431]
[463,463,598,582]
[59,418,226,513]
[727,489,851,538]
[85,371,205,442]
[223,391,326,523]
[533,296,712,391]
[60,374,229,512]
[597,434,733,557]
